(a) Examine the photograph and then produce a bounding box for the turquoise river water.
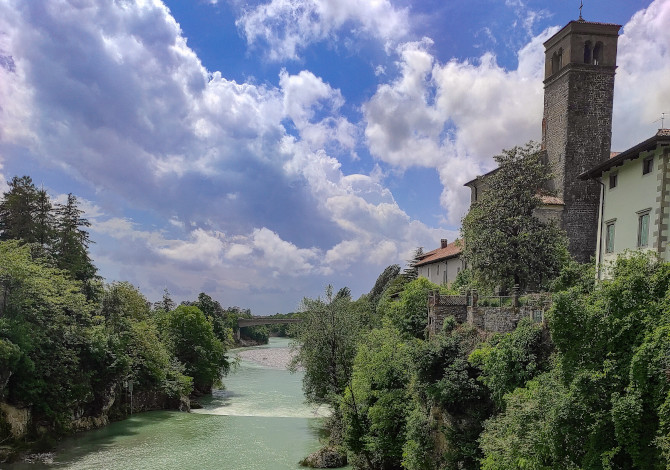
[4,337,344,470]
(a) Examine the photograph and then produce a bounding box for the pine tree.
[53,193,97,285]
[0,176,41,243]
[34,188,56,253]
[402,247,423,281]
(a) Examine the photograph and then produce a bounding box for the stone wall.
[429,293,551,335]
[467,306,521,333]
[427,293,467,338]
[543,65,616,263]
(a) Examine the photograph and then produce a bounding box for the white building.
[580,129,670,279]
[414,239,465,286]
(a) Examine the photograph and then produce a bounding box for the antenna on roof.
[579,0,584,20]
[653,112,668,129]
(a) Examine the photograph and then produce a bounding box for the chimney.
[440,239,448,248]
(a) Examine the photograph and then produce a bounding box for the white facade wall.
[596,146,669,278]
[417,257,465,285]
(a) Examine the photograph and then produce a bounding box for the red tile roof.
[414,240,463,267]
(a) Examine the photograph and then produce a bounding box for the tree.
[461,142,568,292]
[403,247,424,281]
[469,317,552,409]
[53,193,98,296]
[367,264,401,313]
[0,240,95,428]
[34,188,56,252]
[153,288,175,313]
[0,176,41,243]
[341,327,414,470]
[481,253,670,469]
[160,305,228,394]
[386,277,438,339]
[290,285,366,406]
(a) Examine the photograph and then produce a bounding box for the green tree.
[153,288,176,313]
[34,188,56,253]
[413,324,492,469]
[479,369,574,470]
[385,277,438,339]
[0,176,42,243]
[194,292,234,346]
[482,253,670,469]
[290,285,366,406]
[160,305,228,394]
[53,193,98,296]
[367,265,401,312]
[403,247,424,281]
[341,327,414,470]
[461,142,568,292]
[470,318,552,409]
[0,240,95,429]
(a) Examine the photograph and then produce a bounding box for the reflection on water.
[5,338,338,470]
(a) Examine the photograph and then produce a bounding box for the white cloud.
[251,227,319,276]
[279,69,357,151]
[363,30,554,224]
[235,0,409,60]
[612,0,670,149]
[155,229,225,268]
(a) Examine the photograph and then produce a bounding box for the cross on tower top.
[579,0,584,20]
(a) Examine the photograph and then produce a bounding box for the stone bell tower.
[542,18,621,263]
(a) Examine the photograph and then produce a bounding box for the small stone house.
[464,171,565,225]
[414,239,465,286]
[579,129,670,279]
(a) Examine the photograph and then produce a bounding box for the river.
[5,338,342,470]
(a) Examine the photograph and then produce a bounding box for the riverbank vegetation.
[293,143,669,469]
[293,255,670,469]
[0,176,255,460]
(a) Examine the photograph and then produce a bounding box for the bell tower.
[542,19,621,262]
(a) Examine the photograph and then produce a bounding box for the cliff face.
[1,402,30,440]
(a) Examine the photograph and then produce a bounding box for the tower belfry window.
[593,42,603,65]
[584,41,592,63]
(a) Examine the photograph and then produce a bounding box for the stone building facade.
[542,20,621,262]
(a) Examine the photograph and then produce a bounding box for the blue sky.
[0,0,668,313]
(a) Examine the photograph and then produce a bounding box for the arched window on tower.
[584,41,592,64]
[593,42,603,65]
[551,49,563,74]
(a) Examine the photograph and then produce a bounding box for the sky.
[0,0,669,314]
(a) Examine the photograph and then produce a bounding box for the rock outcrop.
[300,446,347,468]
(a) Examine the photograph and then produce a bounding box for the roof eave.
[579,133,670,180]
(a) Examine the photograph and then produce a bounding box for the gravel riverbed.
[234,345,299,370]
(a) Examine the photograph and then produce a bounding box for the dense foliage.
[0,177,254,449]
[461,142,568,292]
[293,252,670,469]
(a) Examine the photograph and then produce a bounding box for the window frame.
[642,156,654,175]
[637,209,651,248]
[609,172,618,189]
[605,220,616,253]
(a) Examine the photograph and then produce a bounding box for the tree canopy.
[461,142,568,292]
